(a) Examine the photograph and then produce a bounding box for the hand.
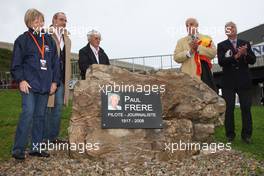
[234,52,241,60]
[238,45,248,56]
[19,80,31,94]
[189,40,199,53]
[50,82,57,95]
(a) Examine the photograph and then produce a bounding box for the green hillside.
[0,48,12,72]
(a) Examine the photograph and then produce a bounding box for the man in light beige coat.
[44,12,72,143]
[174,18,217,91]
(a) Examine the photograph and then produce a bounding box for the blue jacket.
[11,29,60,94]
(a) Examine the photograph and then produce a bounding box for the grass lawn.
[214,106,264,161]
[0,90,263,162]
[0,90,72,161]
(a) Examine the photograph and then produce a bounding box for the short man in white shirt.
[78,30,110,80]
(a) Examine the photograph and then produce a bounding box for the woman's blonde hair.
[24,8,44,28]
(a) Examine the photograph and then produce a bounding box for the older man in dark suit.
[217,22,256,143]
[78,30,110,80]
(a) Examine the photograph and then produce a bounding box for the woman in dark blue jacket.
[11,8,60,160]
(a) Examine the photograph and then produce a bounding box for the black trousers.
[201,61,217,92]
[222,88,252,139]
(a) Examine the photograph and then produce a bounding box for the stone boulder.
[68,65,225,163]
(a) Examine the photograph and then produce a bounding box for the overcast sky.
[0,0,263,59]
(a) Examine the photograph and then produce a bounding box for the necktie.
[232,40,237,50]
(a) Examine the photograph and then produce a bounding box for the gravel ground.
[0,150,263,176]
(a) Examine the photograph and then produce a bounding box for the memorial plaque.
[101,92,163,128]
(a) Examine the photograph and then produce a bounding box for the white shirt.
[90,44,100,64]
[55,29,64,50]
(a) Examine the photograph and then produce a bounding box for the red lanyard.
[29,32,45,60]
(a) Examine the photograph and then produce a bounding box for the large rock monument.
[68,65,225,164]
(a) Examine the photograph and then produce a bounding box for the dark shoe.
[12,153,25,160]
[242,137,251,144]
[29,151,50,157]
[227,137,235,142]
